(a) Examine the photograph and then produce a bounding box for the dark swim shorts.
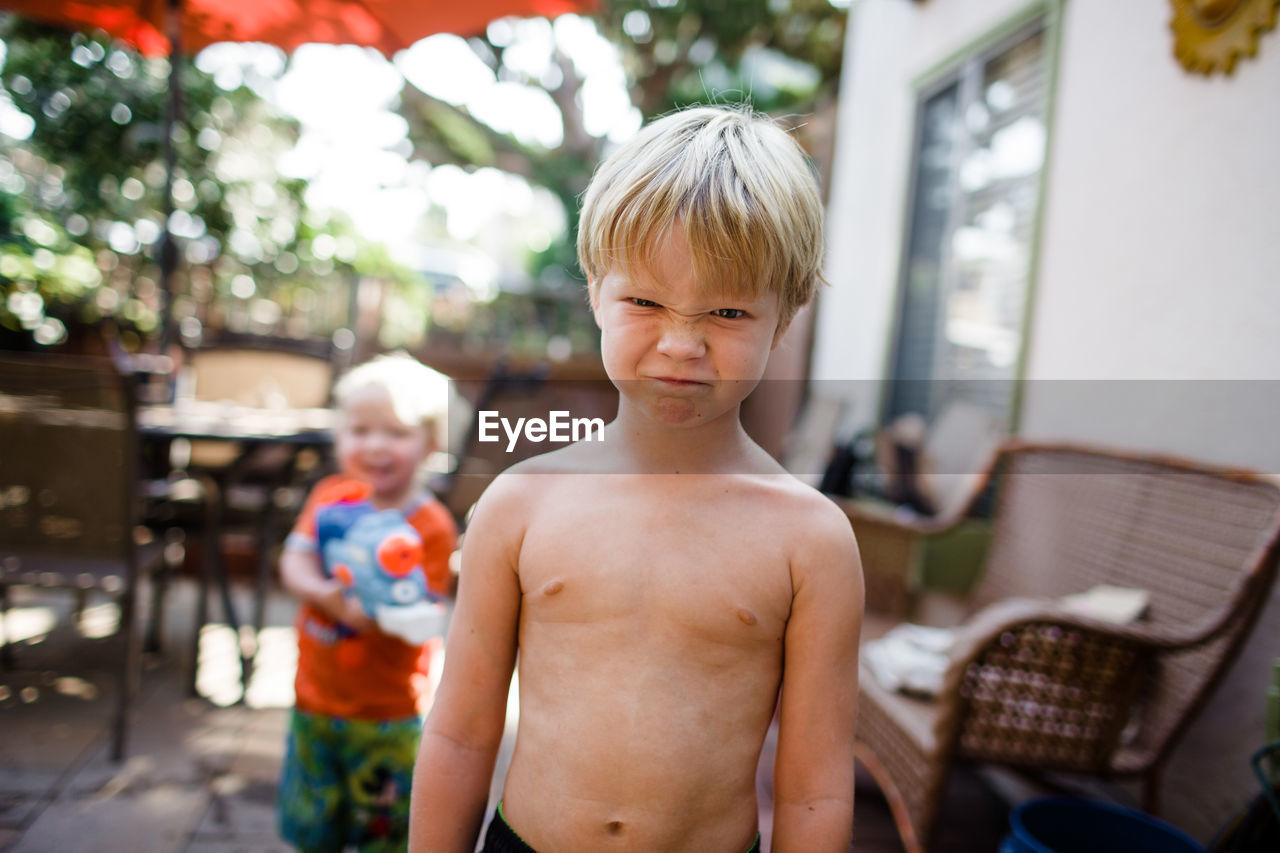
[481,803,762,853]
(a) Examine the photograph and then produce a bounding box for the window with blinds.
[885,21,1049,428]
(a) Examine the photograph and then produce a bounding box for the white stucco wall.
[816,0,1280,843]
[1026,2,1280,383]
[1018,0,1280,471]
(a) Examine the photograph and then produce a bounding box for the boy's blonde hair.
[577,104,826,327]
[332,352,459,450]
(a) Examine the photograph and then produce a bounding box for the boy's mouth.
[646,376,714,397]
[652,376,710,387]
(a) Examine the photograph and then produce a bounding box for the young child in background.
[410,105,864,853]
[278,352,459,853]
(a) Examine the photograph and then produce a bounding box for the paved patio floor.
[0,577,1010,852]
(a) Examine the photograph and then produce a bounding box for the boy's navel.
[735,606,758,627]
[540,579,565,596]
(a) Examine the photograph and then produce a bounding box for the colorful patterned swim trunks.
[278,708,422,853]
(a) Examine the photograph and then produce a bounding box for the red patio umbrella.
[0,0,597,346]
[0,0,594,58]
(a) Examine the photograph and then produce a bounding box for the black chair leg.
[189,479,220,698]
[0,584,12,671]
[112,585,140,762]
[142,533,179,655]
[194,475,249,702]
[245,486,287,691]
[244,523,272,692]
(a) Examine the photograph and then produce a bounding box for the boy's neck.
[365,485,419,511]
[606,404,765,475]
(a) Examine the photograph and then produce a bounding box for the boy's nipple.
[540,579,565,596]
[735,606,758,627]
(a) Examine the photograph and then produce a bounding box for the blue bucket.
[1000,797,1204,853]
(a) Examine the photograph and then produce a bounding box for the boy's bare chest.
[515,482,794,644]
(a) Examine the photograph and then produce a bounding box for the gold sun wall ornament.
[1171,0,1280,74]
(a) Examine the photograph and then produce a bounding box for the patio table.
[138,400,334,700]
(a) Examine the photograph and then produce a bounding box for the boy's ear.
[588,279,602,328]
[771,317,791,351]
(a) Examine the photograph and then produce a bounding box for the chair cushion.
[859,650,944,758]
[860,610,945,756]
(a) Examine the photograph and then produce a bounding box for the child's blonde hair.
[577,104,826,327]
[332,352,458,450]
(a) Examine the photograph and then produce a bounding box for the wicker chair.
[0,353,164,760]
[853,441,1280,852]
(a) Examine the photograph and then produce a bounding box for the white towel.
[863,624,956,697]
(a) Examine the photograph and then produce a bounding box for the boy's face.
[590,227,786,428]
[335,386,431,505]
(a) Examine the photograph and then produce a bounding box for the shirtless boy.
[409,105,864,853]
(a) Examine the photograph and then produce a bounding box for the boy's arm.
[409,474,525,853]
[278,476,374,631]
[771,499,864,853]
[279,546,374,632]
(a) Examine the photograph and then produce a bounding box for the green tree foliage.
[397,0,845,290]
[0,17,400,351]
[600,0,845,117]
[0,2,848,356]
[0,18,231,235]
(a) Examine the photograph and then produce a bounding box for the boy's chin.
[628,395,744,428]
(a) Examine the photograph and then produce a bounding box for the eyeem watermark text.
[478,410,606,452]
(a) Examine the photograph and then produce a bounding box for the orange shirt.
[286,474,457,720]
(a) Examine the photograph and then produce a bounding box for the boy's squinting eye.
[712,308,746,320]
[629,297,660,308]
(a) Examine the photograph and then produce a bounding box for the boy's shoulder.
[735,475,861,606]
[713,469,860,580]
[476,441,607,501]
[307,473,372,506]
[510,438,608,474]
[466,447,575,509]
[745,471,858,537]
[715,442,857,528]
[404,490,457,533]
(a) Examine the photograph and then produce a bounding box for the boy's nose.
[656,320,706,360]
